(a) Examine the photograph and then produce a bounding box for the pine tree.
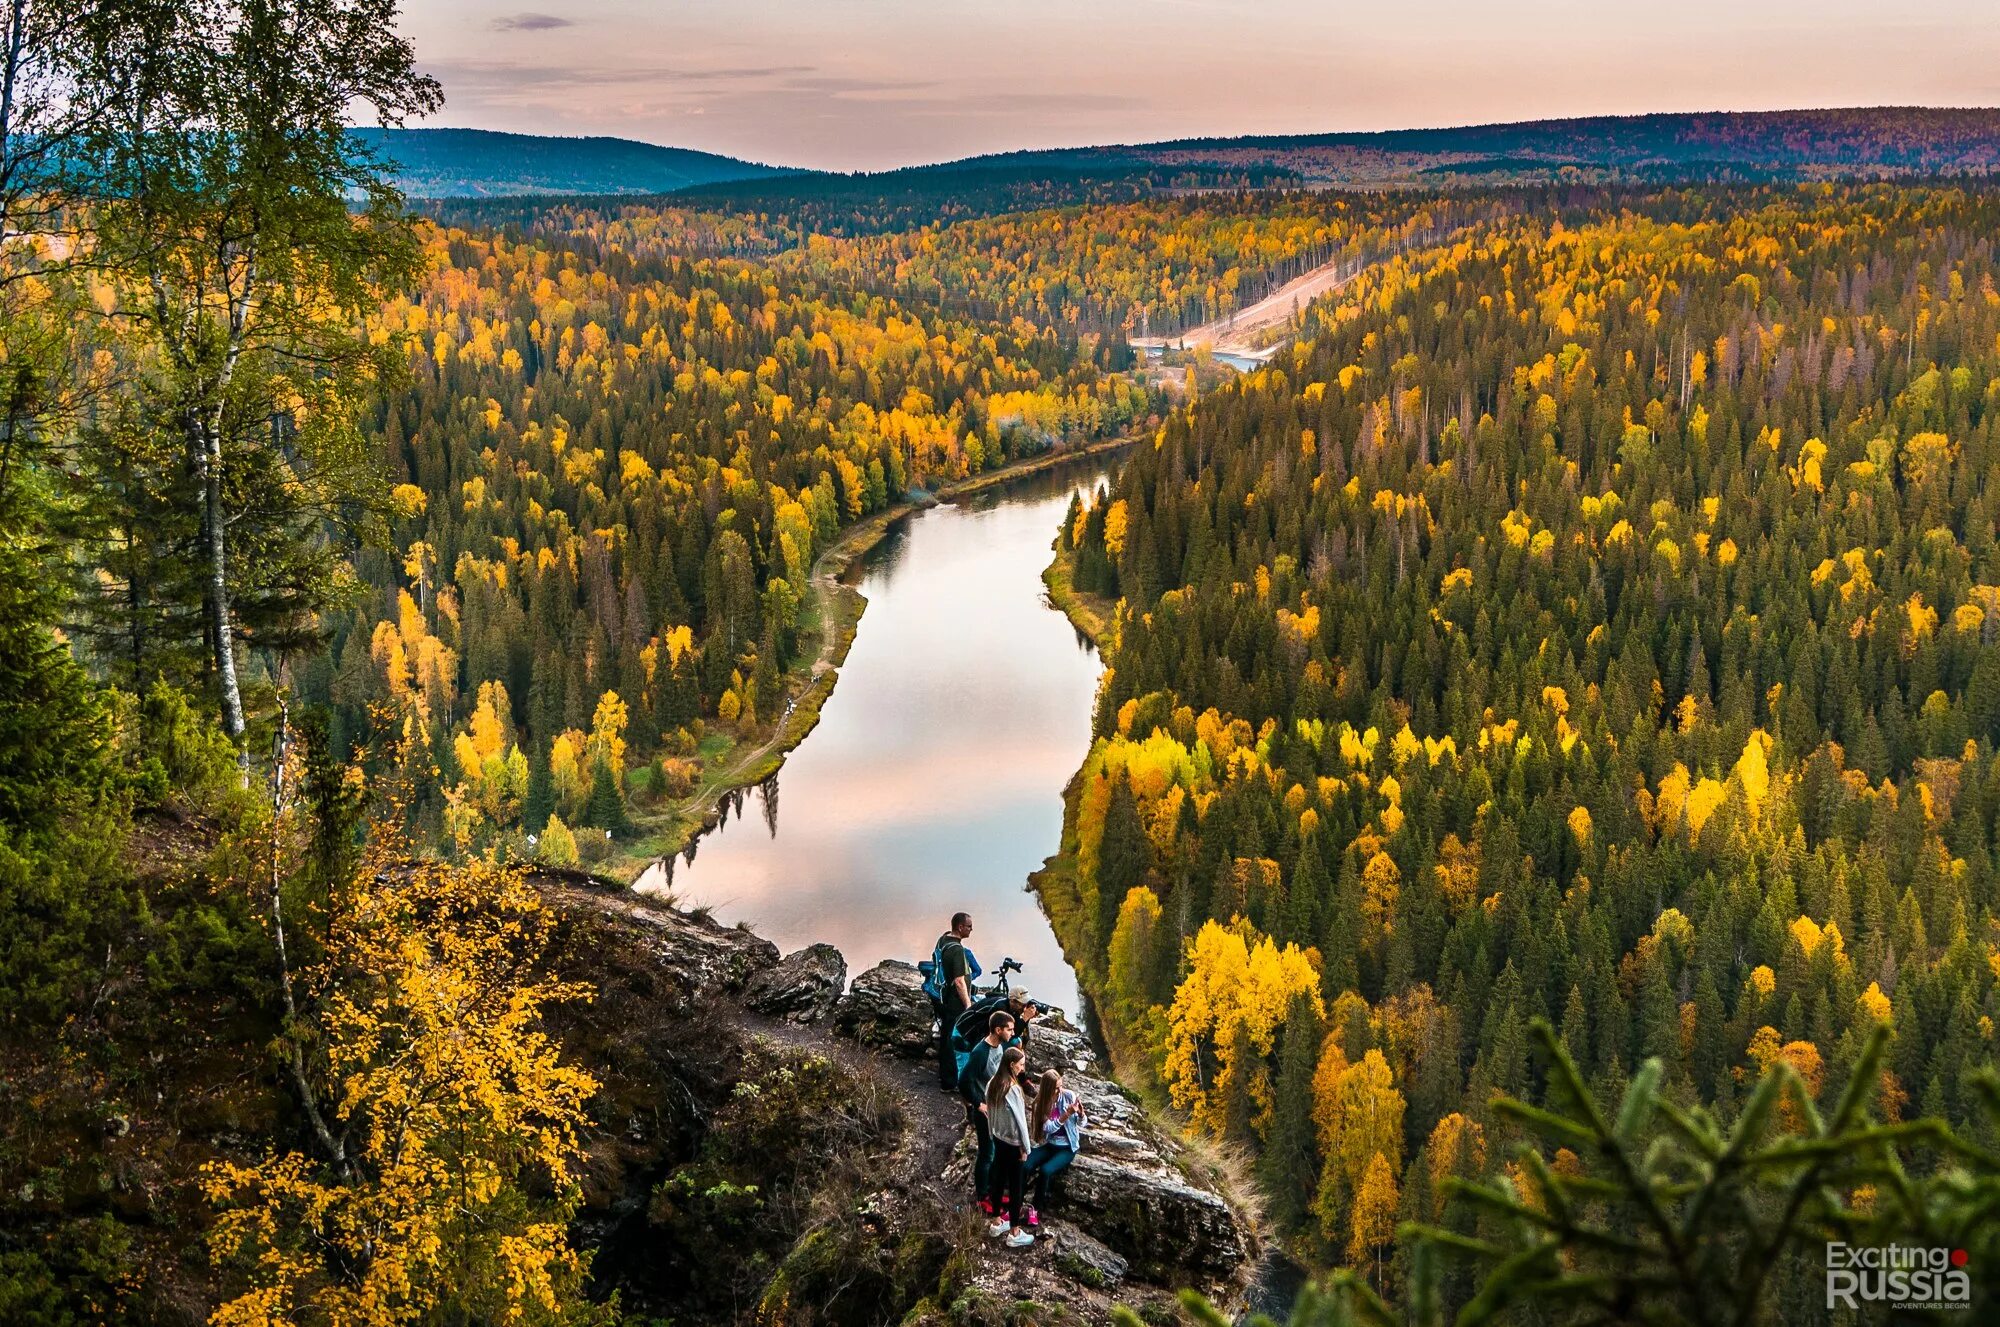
[0,494,111,828]
[523,742,554,836]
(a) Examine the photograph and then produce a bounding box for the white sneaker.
[1005,1229,1034,1249]
[987,1218,1010,1238]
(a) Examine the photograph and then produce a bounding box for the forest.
[1056,182,2000,1313]
[1001,107,2000,187]
[6,0,2000,1319]
[352,127,791,199]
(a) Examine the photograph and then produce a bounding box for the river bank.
[1038,482,1315,1319]
[607,435,1135,883]
[1040,545,1120,654]
[1032,544,1175,1098]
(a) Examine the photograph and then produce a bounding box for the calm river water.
[634,457,1116,1014]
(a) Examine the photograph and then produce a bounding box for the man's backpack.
[950,993,1024,1086]
[919,938,981,1009]
[918,939,950,1008]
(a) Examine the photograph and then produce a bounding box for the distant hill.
[946,107,2000,186]
[352,128,790,198]
[378,108,2000,213]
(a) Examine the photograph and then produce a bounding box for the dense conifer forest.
[296,219,1154,857]
[1055,182,2000,1306]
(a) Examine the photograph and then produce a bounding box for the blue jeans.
[1024,1142,1076,1206]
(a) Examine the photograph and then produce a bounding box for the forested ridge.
[350,126,789,199]
[429,190,1488,338]
[992,107,2000,187]
[1056,182,2000,1308]
[779,194,1497,337]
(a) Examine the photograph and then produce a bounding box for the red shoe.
[1023,1206,1039,1229]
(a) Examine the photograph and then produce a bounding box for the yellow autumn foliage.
[1164,919,1322,1135]
[204,854,598,1327]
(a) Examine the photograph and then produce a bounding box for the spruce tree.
[585,751,628,834]
[1260,993,1325,1231]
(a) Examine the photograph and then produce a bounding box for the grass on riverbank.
[1041,547,1119,654]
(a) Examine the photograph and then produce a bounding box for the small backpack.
[919,939,950,1007]
[950,994,1017,1084]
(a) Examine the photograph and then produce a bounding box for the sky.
[396,1,2000,173]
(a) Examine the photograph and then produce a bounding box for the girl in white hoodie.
[983,1046,1034,1247]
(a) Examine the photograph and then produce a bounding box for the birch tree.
[88,0,438,757]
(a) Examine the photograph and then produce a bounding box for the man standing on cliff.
[935,912,975,1090]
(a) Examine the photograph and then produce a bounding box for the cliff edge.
[538,876,1258,1324]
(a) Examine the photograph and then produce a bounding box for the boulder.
[1049,1224,1129,1289]
[1040,1071,1251,1287]
[744,943,847,1023]
[547,883,779,994]
[835,960,935,1057]
[1061,1145,1248,1285]
[1025,1019,1097,1076]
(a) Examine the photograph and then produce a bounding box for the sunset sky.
[397,1,2000,172]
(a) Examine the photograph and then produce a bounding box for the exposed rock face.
[1050,1225,1129,1288]
[834,959,935,1057]
[834,959,1254,1297]
[552,891,1256,1319]
[544,878,780,993]
[1061,1150,1248,1284]
[1027,1016,1099,1077]
[940,1068,1253,1292]
[744,943,847,1023]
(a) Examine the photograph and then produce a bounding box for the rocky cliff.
[538,877,1258,1324]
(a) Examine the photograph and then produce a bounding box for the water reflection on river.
[634,458,1116,1014]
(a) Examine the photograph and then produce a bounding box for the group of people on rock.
[926,912,1087,1250]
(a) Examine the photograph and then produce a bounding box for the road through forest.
[1131,252,1361,360]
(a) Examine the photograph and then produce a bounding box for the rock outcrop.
[832,958,935,1057]
[840,958,1254,1299]
[549,890,1257,1321]
[744,943,846,1023]
[548,878,780,992]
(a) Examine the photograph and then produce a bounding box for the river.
[633,456,1116,1015]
